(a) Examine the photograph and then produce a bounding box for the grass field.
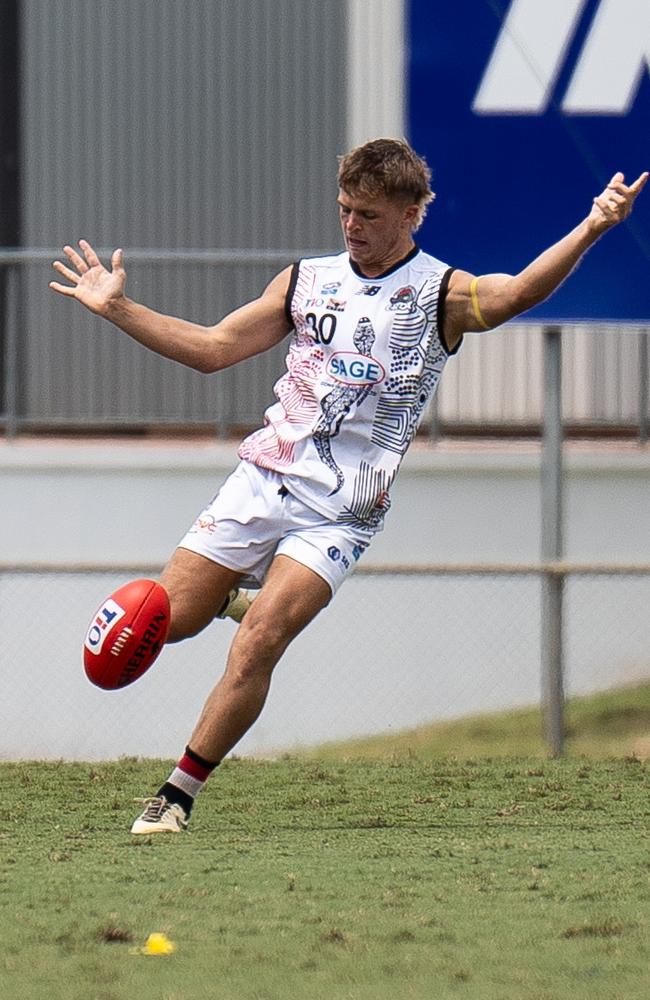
[2,686,650,1000]
[310,680,650,761]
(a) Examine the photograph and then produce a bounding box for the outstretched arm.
[444,171,648,350]
[50,240,293,372]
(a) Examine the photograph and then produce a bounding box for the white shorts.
[178,461,374,596]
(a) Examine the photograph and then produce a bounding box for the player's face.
[338,190,419,276]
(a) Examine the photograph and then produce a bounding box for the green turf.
[308,681,650,760]
[1,753,649,1000]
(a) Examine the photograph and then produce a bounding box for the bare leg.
[189,554,332,761]
[159,548,243,642]
[130,551,331,833]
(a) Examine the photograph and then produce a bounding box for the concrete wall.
[2,438,650,760]
[3,437,650,565]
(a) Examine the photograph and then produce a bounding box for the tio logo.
[473,0,650,115]
[84,599,125,655]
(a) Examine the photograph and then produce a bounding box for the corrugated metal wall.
[11,0,649,435]
[19,0,348,427]
[436,325,648,429]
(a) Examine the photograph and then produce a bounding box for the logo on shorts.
[328,546,341,561]
[191,513,218,535]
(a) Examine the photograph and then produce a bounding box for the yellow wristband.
[470,276,490,331]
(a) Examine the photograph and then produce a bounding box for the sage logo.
[473,0,649,115]
[326,352,386,387]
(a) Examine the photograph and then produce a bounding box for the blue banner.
[408,0,650,323]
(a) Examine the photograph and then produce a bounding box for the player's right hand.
[50,240,126,316]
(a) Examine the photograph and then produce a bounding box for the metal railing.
[0,247,327,438]
[1,249,649,440]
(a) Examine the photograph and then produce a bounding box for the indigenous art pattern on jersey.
[238,250,458,531]
[372,271,448,455]
[313,315,377,495]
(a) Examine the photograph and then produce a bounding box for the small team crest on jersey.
[387,285,418,313]
[356,284,382,296]
[320,281,341,294]
[326,351,386,386]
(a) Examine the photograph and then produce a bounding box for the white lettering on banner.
[473,0,649,116]
[472,0,587,114]
[563,0,650,114]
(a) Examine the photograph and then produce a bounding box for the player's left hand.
[589,171,648,230]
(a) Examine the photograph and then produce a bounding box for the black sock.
[156,782,194,816]
[156,746,220,817]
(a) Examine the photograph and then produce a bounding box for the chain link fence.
[2,564,649,761]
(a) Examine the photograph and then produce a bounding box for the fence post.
[3,264,19,439]
[541,325,565,756]
[639,328,648,445]
[427,392,440,443]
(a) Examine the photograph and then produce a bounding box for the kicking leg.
[161,548,253,628]
[159,548,244,642]
[131,547,246,834]
[132,554,331,833]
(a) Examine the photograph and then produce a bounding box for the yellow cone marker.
[142,932,176,955]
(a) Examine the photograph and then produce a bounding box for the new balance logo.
[473,0,650,115]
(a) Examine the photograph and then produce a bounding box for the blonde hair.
[337,138,435,231]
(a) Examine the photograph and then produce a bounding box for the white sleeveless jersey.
[238,248,459,531]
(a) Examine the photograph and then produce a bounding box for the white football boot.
[217,588,253,623]
[130,796,188,835]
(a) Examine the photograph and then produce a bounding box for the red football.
[83,579,171,690]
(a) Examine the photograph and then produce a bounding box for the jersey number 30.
[305,312,337,344]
